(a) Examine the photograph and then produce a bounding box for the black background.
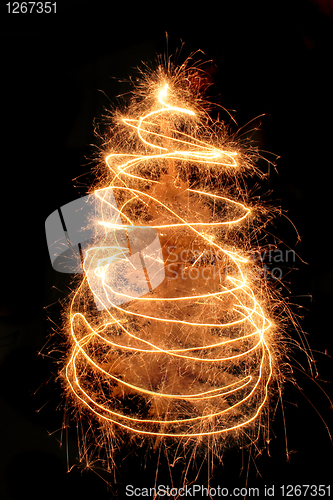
[1,1,333,498]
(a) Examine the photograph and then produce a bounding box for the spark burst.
[59,59,287,479]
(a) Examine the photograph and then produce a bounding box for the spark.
[64,74,276,443]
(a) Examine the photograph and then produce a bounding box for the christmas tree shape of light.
[63,64,277,462]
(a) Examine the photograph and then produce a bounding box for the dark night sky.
[1,1,333,499]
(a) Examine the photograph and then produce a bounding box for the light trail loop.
[66,81,273,437]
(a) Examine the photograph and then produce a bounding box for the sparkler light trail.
[59,61,282,467]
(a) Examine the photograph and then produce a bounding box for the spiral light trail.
[65,79,273,439]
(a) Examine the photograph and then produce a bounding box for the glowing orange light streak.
[65,77,274,440]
